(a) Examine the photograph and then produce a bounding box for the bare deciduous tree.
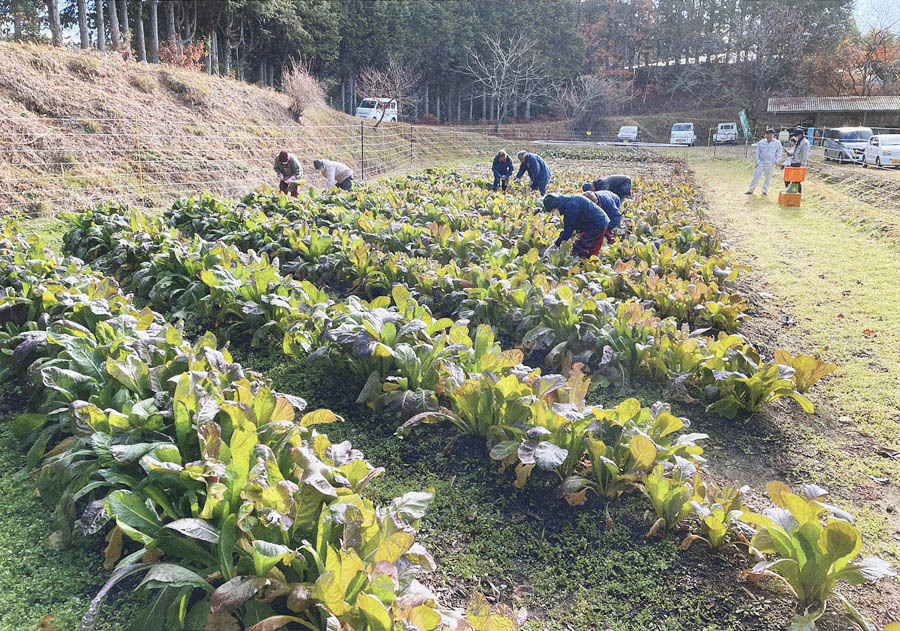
[553,75,615,121]
[356,58,422,127]
[462,33,551,133]
[282,59,325,120]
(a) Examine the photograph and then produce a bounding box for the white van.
[823,127,873,163]
[713,122,738,144]
[670,123,696,146]
[617,125,639,142]
[355,98,398,122]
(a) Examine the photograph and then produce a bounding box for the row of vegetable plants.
[64,170,824,421]
[0,219,520,631]
[46,167,897,629]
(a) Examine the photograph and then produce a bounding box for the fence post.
[359,121,365,181]
[135,114,145,202]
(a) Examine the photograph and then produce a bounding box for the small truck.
[713,122,738,144]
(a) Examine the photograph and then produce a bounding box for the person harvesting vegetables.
[274,150,302,198]
[514,150,551,195]
[582,173,632,201]
[313,158,354,191]
[491,150,514,191]
[540,192,617,258]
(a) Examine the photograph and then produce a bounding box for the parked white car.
[862,134,900,168]
[355,98,398,122]
[713,122,738,144]
[617,125,639,142]
[670,123,696,146]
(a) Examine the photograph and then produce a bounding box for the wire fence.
[0,117,531,216]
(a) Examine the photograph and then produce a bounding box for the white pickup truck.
[669,123,696,146]
[713,122,738,144]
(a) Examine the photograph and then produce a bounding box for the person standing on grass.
[745,128,783,195]
[582,174,632,201]
[514,150,551,195]
[274,150,302,198]
[491,150,514,191]
[313,158,354,191]
[782,128,810,193]
[540,192,611,259]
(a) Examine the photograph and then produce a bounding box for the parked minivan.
[355,98,398,122]
[670,123,696,146]
[822,127,873,163]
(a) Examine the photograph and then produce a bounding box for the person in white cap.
[313,158,354,191]
[745,128,783,195]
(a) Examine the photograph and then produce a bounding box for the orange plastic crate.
[778,192,802,207]
[783,167,806,182]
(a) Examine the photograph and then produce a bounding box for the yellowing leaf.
[357,592,391,631]
[103,525,123,569]
[374,531,414,564]
[513,463,534,489]
[301,409,342,427]
[409,605,442,631]
[766,480,792,508]
[564,488,588,506]
[628,434,656,470]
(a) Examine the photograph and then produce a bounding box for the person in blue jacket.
[491,150,514,191]
[583,189,623,244]
[514,150,551,195]
[540,193,610,258]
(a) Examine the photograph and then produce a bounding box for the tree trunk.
[341,81,345,113]
[469,92,473,121]
[526,98,531,120]
[268,63,275,88]
[482,91,486,120]
[166,0,176,48]
[135,0,146,61]
[119,0,129,36]
[436,92,440,121]
[107,0,120,51]
[489,97,494,121]
[259,58,267,87]
[77,0,89,48]
[149,0,159,62]
[205,33,213,73]
[223,22,231,75]
[349,72,355,108]
[457,90,461,122]
[96,0,106,51]
[424,85,429,116]
[45,0,62,46]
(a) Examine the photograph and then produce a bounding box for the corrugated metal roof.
[768,96,900,113]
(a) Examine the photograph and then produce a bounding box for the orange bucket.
[783,167,806,182]
[778,192,802,207]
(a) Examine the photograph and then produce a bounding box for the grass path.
[690,156,900,565]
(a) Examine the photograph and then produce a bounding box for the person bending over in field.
[582,189,623,244]
[491,150,514,191]
[274,150,302,198]
[540,192,618,259]
[313,158,354,191]
[514,150,551,195]
[582,173,632,201]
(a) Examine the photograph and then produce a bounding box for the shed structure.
[767,96,900,129]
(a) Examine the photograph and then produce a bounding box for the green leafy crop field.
[0,154,891,631]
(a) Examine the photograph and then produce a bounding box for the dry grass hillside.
[0,42,505,216]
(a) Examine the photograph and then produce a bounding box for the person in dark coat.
[274,150,302,198]
[583,190,623,243]
[491,150,514,191]
[541,193,610,258]
[582,174,632,200]
[514,150,551,195]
